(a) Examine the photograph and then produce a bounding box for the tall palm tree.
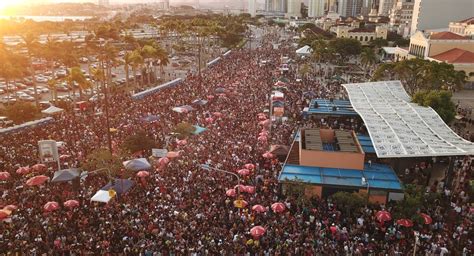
[360,48,377,77]
[128,49,143,88]
[66,67,91,98]
[20,33,41,108]
[0,48,28,104]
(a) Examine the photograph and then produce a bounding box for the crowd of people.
[0,31,473,255]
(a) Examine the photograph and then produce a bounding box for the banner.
[152,148,168,158]
[38,140,59,163]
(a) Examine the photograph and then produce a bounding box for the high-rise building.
[410,0,474,35]
[389,0,414,36]
[98,0,109,6]
[287,0,301,17]
[360,0,373,16]
[308,0,325,18]
[337,0,363,17]
[248,0,257,17]
[378,0,394,16]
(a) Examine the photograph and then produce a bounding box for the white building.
[286,0,302,18]
[449,17,474,37]
[308,0,325,18]
[378,0,394,16]
[410,0,474,35]
[248,0,257,17]
[337,0,363,18]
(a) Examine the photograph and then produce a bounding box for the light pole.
[199,164,241,196]
[362,177,370,202]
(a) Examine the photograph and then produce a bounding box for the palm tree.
[311,39,329,64]
[128,49,143,88]
[0,48,28,104]
[140,44,158,85]
[360,48,377,77]
[20,33,41,108]
[66,67,91,98]
[47,79,58,101]
[156,46,169,78]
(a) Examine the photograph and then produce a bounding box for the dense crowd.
[0,32,473,255]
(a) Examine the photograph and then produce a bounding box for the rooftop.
[429,31,469,40]
[456,17,474,25]
[430,48,474,64]
[349,28,375,33]
[304,99,358,116]
[343,81,474,158]
[279,163,403,191]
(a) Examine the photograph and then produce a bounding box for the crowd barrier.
[223,50,232,57]
[206,57,221,68]
[0,117,54,135]
[131,78,183,100]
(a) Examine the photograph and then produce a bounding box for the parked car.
[35,76,48,83]
[56,69,67,78]
[56,86,70,92]
[79,57,89,63]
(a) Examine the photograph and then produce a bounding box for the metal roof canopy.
[343,81,474,158]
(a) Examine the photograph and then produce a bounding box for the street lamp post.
[200,164,241,196]
[362,177,370,202]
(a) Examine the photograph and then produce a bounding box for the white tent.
[91,190,112,203]
[41,106,64,115]
[296,45,312,57]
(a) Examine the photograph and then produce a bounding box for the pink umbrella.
[234,184,246,192]
[257,135,267,143]
[213,112,223,117]
[396,219,414,227]
[271,202,286,213]
[250,226,266,239]
[237,169,251,176]
[205,117,214,123]
[136,171,150,178]
[0,172,11,180]
[252,204,267,213]
[16,167,30,175]
[32,164,47,172]
[375,210,392,223]
[59,154,71,161]
[0,209,12,220]
[244,186,256,194]
[262,152,275,159]
[44,201,59,212]
[4,205,17,211]
[166,151,180,158]
[244,163,255,170]
[26,175,49,186]
[158,157,170,165]
[177,139,187,146]
[207,95,215,100]
[258,115,267,121]
[63,200,80,209]
[420,213,432,225]
[226,189,237,197]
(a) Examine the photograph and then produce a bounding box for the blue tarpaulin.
[123,158,152,171]
[101,179,134,194]
[141,115,160,122]
[193,125,207,135]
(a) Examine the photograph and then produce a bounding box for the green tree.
[412,90,456,123]
[360,48,377,73]
[20,32,41,108]
[66,66,91,98]
[330,38,362,59]
[331,191,367,216]
[174,122,196,139]
[122,131,156,154]
[81,148,123,177]
[5,101,39,124]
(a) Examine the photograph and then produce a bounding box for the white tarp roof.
[382,47,397,55]
[91,190,112,203]
[343,80,474,158]
[41,106,64,115]
[296,45,312,56]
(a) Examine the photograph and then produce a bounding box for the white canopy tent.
[343,81,474,158]
[296,45,312,57]
[41,106,64,115]
[91,190,113,203]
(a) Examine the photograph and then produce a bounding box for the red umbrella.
[252,204,267,213]
[262,152,275,159]
[244,163,255,170]
[136,171,150,178]
[166,151,180,158]
[177,139,187,146]
[4,205,17,211]
[271,202,286,213]
[207,95,215,100]
[420,213,432,225]
[213,112,223,117]
[0,209,12,220]
[59,154,71,161]
[244,186,256,194]
[26,175,49,186]
[32,163,47,172]
[250,226,266,239]
[226,189,236,197]
[63,200,80,209]
[0,172,11,180]
[237,169,251,176]
[396,219,414,227]
[43,201,59,212]
[205,117,214,123]
[158,157,170,165]
[16,166,30,175]
[375,210,392,222]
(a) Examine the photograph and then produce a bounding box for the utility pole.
[100,41,113,154]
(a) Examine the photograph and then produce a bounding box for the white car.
[19,95,35,101]
[35,76,48,83]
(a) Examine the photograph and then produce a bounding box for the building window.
[365,36,368,41]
